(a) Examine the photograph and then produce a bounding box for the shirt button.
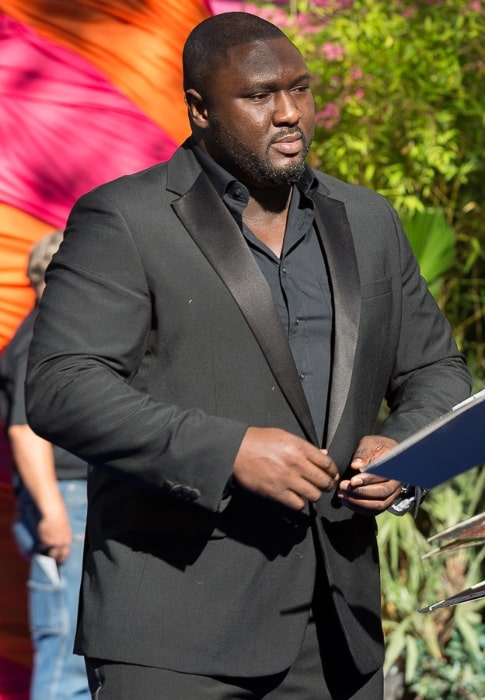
[295,318,300,325]
[299,373,305,380]
[281,267,287,274]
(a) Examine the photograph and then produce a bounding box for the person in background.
[25,13,471,700]
[0,230,89,700]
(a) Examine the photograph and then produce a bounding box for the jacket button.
[169,484,184,496]
[169,484,201,501]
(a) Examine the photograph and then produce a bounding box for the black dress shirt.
[193,144,333,444]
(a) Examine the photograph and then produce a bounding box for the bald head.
[183,12,287,96]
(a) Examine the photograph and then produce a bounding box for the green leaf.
[401,208,455,296]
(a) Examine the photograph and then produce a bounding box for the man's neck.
[243,186,293,258]
[246,183,292,214]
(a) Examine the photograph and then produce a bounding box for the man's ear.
[185,89,209,128]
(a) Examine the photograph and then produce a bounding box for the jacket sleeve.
[25,186,248,513]
[381,203,471,439]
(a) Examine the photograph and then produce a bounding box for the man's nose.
[273,91,300,124]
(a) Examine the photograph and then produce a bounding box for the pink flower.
[294,14,322,33]
[313,0,354,6]
[321,42,345,61]
[242,5,290,27]
[315,102,340,130]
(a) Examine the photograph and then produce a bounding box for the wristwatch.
[388,484,429,518]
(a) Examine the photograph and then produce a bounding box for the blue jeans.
[12,480,90,700]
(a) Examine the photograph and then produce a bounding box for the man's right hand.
[37,504,72,564]
[8,424,72,564]
[233,427,339,510]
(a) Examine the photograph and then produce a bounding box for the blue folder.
[366,389,485,488]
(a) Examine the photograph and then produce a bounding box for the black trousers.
[85,611,383,700]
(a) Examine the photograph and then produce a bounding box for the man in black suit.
[26,11,471,700]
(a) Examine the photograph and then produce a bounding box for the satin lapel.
[313,191,360,446]
[172,172,318,444]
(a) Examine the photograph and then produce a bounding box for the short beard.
[209,116,311,187]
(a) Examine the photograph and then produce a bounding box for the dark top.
[194,144,333,443]
[0,309,87,480]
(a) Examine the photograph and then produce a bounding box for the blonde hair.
[27,230,63,296]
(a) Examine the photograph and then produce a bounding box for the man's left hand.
[337,435,402,515]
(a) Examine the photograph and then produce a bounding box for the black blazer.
[26,141,471,677]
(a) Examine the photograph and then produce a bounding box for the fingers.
[254,453,338,511]
[338,434,402,514]
[57,545,71,564]
[265,470,338,512]
[271,439,339,506]
[37,518,72,563]
[296,468,337,501]
[49,545,70,564]
[337,474,402,514]
[266,460,339,511]
[301,449,339,491]
[233,428,403,515]
[38,542,71,564]
[233,427,339,510]
[350,435,398,470]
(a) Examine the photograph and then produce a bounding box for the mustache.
[269,127,305,145]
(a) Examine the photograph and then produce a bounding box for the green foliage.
[409,626,485,699]
[400,208,455,299]
[378,468,485,695]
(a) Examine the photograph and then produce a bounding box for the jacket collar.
[313,191,360,446]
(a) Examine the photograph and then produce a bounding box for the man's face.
[200,38,315,188]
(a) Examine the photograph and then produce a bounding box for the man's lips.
[271,132,303,156]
